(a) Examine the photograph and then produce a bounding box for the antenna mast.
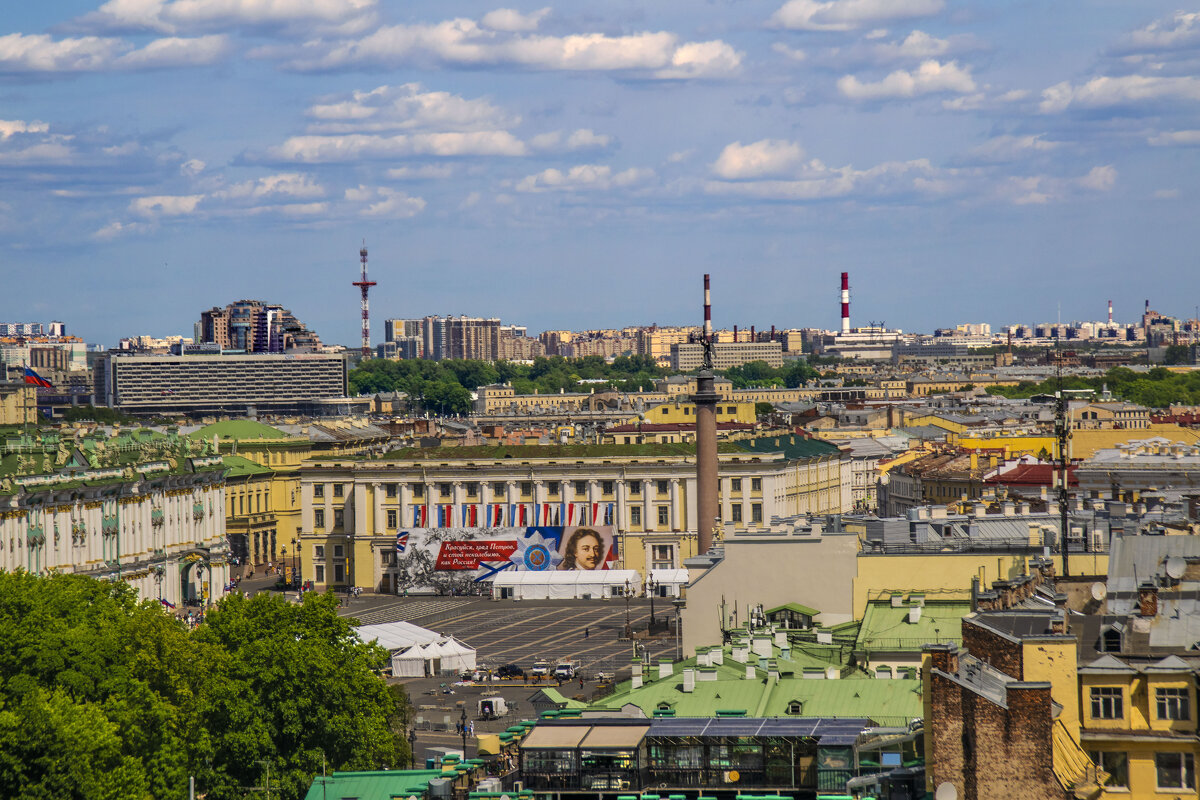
[352,242,376,359]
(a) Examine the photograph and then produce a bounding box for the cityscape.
[4,2,1200,800]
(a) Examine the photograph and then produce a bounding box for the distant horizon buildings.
[197,300,322,354]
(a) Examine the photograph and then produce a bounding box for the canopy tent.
[356,620,477,677]
[648,568,690,597]
[490,569,642,600]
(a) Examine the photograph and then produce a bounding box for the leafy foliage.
[984,367,1200,408]
[0,573,411,800]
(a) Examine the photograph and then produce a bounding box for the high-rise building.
[445,316,501,360]
[198,300,321,353]
[384,318,423,343]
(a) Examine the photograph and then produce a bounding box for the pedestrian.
[579,676,584,689]
[584,627,589,639]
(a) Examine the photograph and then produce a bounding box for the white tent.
[490,569,642,600]
[648,568,690,597]
[356,620,477,677]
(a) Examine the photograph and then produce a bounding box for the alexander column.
[693,274,720,555]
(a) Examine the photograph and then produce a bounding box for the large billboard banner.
[388,526,617,594]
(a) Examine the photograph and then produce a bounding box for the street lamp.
[672,598,686,662]
[291,536,298,590]
[623,579,632,638]
[459,706,469,755]
[647,575,658,628]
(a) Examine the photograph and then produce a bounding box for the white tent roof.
[490,569,641,586]
[649,569,690,585]
[356,620,448,650]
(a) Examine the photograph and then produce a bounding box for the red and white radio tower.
[352,243,376,359]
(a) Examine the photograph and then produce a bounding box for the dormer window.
[1100,622,1125,653]
[786,700,804,715]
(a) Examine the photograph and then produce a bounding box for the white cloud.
[1040,75,1200,112]
[712,139,805,179]
[772,42,807,62]
[92,220,153,240]
[771,0,944,32]
[305,83,518,134]
[263,131,528,162]
[0,141,76,165]
[131,194,204,216]
[481,7,550,32]
[706,157,946,201]
[1126,11,1200,52]
[275,18,741,78]
[180,158,206,176]
[838,59,975,99]
[73,0,377,35]
[113,34,230,68]
[1004,176,1049,205]
[1148,129,1200,146]
[214,172,325,200]
[1154,188,1181,199]
[343,185,425,216]
[386,164,456,180]
[1079,165,1116,191]
[530,128,613,151]
[0,119,50,138]
[967,134,1061,162]
[515,164,653,192]
[873,30,949,61]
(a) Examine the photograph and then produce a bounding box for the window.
[574,480,587,497]
[751,477,762,492]
[334,564,345,583]
[385,483,397,498]
[657,506,669,526]
[333,509,344,529]
[521,481,532,497]
[1157,687,1190,721]
[439,483,451,499]
[751,503,763,524]
[548,481,560,495]
[315,564,325,582]
[602,480,614,495]
[1156,752,1195,790]
[314,545,325,559]
[387,510,398,529]
[382,551,395,567]
[631,481,643,496]
[413,484,424,498]
[1088,751,1128,788]
[651,544,675,569]
[313,483,324,498]
[731,504,743,523]
[333,484,343,498]
[333,544,344,558]
[466,482,478,498]
[1090,687,1123,720]
[656,480,669,496]
[630,507,642,527]
[786,700,803,715]
[731,478,742,492]
[314,509,325,528]
[1100,627,1122,653]
[492,482,506,496]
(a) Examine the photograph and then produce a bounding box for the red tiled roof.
[985,463,1078,487]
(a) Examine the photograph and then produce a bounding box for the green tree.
[754,401,774,417]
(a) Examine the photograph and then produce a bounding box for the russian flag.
[420,504,428,527]
[23,367,52,389]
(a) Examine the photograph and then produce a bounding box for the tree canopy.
[984,366,1200,408]
[0,573,410,800]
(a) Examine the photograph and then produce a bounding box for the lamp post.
[459,706,468,755]
[647,575,657,628]
[624,579,632,638]
[291,536,298,590]
[672,598,686,662]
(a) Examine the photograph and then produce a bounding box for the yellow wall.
[1022,638,1081,732]
[0,384,36,425]
[957,425,1200,460]
[637,400,757,425]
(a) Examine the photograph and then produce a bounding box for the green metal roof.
[765,603,821,617]
[855,600,971,654]
[221,455,274,478]
[733,436,841,459]
[302,769,445,800]
[189,419,296,442]
[373,443,748,461]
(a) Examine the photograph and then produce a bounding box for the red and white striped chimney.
[1107,300,1113,325]
[840,272,851,335]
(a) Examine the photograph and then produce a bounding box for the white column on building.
[506,480,518,525]
[399,482,411,526]
[669,478,681,532]
[642,480,653,531]
[372,482,384,536]
[451,481,463,527]
[587,480,599,525]
[615,479,626,532]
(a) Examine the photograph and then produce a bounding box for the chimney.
[631,659,643,689]
[745,663,757,680]
[774,629,788,649]
[841,272,851,335]
[770,324,776,341]
[733,324,738,342]
[1107,300,1113,325]
[711,648,724,666]
[1139,581,1159,617]
[682,668,695,693]
[658,659,673,680]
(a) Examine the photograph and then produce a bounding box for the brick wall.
[961,619,1024,678]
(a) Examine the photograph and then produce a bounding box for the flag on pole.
[23,367,52,388]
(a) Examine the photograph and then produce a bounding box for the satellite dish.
[1090,582,1107,602]
[1166,556,1186,580]
[935,783,959,800]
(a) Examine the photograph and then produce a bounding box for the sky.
[2,0,1199,348]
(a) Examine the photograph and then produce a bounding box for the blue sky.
[2,0,1199,347]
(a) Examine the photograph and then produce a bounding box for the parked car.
[530,660,552,678]
[496,664,525,680]
[552,659,577,680]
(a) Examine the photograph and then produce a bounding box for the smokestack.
[1108,300,1113,325]
[841,272,851,335]
[770,325,775,341]
[750,325,756,342]
[704,274,712,344]
[733,324,738,342]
